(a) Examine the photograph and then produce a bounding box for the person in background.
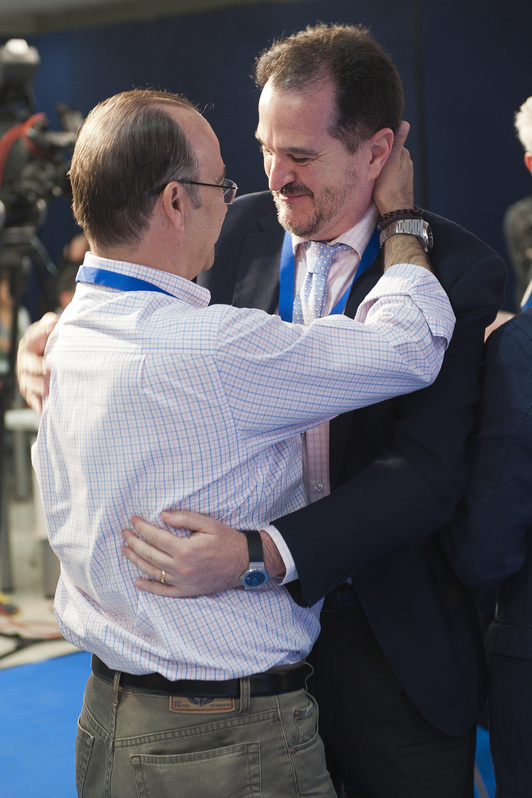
[31,87,454,797]
[443,307,532,798]
[115,24,507,798]
[503,96,532,310]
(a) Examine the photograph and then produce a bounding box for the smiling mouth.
[275,186,313,202]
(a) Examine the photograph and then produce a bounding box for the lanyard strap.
[278,227,380,322]
[76,265,174,297]
[522,293,532,312]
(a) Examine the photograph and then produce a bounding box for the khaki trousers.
[75,667,336,797]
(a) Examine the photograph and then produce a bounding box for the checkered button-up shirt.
[33,253,454,680]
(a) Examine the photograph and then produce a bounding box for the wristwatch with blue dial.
[240,530,270,589]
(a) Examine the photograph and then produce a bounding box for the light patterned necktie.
[292,241,351,325]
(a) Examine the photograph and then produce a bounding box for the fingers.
[40,311,61,335]
[383,121,411,173]
[122,515,210,588]
[387,121,411,172]
[133,577,184,598]
[162,510,234,535]
[373,119,414,214]
[393,120,410,149]
[129,515,183,547]
[160,508,221,534]
[16,368,45,413]
[123,526,175,562]
[24,312,59,355]
[122,527,179,584]
[16,313,58,411]
[123,543,175,586]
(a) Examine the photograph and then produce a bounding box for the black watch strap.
[242,529,263,563]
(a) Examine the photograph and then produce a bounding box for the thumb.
[392,121,410,151]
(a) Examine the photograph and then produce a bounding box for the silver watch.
[379,218,433,253]
[240,530,269,589]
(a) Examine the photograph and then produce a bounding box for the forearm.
[373,120,433,275]
[382,233,433,274]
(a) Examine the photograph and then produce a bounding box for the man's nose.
[267,155,295,192]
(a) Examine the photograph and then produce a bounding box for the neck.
[91,242,193,281]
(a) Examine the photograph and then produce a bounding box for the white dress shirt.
[33,253,454,680]
[293,205,379,505]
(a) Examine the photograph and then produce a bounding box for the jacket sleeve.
[442,314,532,588]
[274,232,507,606]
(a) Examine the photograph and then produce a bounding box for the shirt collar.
[292,203,379,258]
[82,252,211,308]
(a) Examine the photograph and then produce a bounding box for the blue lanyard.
[278,226,380,322]
[76,265,174,297]
[522,294,532,312]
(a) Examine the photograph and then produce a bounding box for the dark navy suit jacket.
[445,310,532,610]
[443,311,532,791]
[199,190,507,736]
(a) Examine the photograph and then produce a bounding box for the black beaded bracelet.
[376,206,423,231]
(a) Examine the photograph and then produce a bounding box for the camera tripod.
[0,223,56,591]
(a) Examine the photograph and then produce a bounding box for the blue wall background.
[5,0,532,310]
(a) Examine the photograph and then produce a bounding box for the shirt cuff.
[261,523,298,584]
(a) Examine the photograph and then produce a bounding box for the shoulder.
[424,209,502,258]
[487,309,532,359]
[422,209,507,303]
[219,190,278,237]
[212,189,280,264]
[204,191,283,302]
[476,312,532,427]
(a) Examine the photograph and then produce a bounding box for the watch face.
[242,569,268,589]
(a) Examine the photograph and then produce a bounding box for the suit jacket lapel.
[229,215,385,489]
[233,209,284,314]
[329,250,384,489]
[343,251,383,318]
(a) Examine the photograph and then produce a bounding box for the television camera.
[0,37,81,384]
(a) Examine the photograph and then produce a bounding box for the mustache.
[274,183,314,199]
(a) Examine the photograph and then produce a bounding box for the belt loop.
[238,676,251,716]
[103,671,122,797]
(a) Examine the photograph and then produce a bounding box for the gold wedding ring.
[160,569,166,584]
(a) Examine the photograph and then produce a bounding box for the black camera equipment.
[0,38,82,590]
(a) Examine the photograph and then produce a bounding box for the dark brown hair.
[70,89,200,248]
[254,23,404,153]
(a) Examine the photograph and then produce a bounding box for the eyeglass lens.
[222,180,237,204]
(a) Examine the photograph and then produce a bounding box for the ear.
[366,128,394,180]
[524,152,532,176]
[160,181,186,232]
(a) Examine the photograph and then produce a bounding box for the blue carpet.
[0,651,90,798]
[475,725,496,798]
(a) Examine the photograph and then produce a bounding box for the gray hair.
[515,96,532,153]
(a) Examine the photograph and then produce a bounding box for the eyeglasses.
[149,177,238,205]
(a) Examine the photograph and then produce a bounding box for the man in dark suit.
[120,24,506,798]
[443,310,532,798]
[17,23,507,798]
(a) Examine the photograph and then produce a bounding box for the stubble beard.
[272,172,360,239]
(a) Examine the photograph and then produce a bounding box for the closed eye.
[259,143,316,165]
[288,154,313,165]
